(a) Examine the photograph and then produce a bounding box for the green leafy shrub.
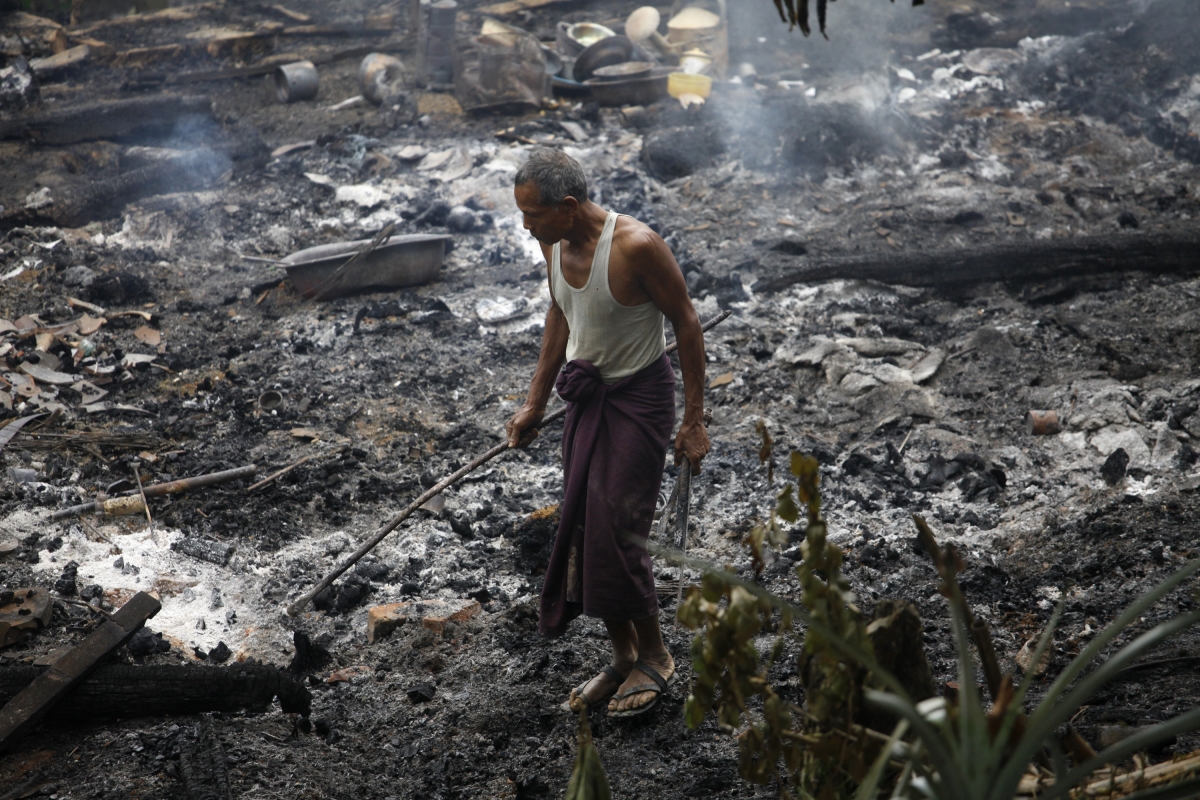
[670,450,1200,800]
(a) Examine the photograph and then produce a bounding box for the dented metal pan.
[282,234,451,300]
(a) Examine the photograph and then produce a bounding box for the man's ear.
[558,196,580,217]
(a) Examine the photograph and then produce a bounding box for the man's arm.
[628,231,711,472]
[506,246,569,448]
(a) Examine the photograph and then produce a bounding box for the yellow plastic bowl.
[668,71,712,99]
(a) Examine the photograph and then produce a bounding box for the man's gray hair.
[514,147,589,207]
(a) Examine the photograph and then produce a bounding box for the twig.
[132,462,153,529]
[77,516,115,548]
[947,346,977,361]
[247,451,339,492]
[287,310,733,616]
[58,597,114,620]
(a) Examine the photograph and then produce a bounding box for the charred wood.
[0,663,312,719]
[0,94,212,145]
[753,232,1200,292]
[0,149,229,230]
[0,591,159,753]
[177,717,233,800]
[171,538,235,566]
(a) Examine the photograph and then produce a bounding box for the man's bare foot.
[568,663,630,711]
[608,652,674,714]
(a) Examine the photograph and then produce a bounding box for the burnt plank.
[0,591,160,752]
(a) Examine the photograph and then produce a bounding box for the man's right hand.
[506,404,544,448]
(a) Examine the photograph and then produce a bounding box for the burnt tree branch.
[0,664,312,719]
[753,232,1200,292]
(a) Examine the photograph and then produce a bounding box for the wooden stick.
[287,310,731,616]
[132,462,152,527]
[247,450,339,492]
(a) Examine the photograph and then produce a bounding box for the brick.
[366,598,481,643]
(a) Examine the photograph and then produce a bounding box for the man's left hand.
[674,419,710,475]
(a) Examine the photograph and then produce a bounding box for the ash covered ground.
[1,0,1200,798]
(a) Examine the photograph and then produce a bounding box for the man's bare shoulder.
[612,215,667,262]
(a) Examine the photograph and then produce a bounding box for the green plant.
[678,452,893,798]
[860,532,1200,800]
[565,709,612,800]
[667,449,1200,800]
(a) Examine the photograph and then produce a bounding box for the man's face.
[515,182,576,245]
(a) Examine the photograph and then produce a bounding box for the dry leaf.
[134,325,162,346]
[78,315,105,335]
[709,372,734,388]
[14,315,40,332]
[326,665,371,684]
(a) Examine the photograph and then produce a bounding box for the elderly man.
[505,147,709,717]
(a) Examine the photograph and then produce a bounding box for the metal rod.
[674,457,692,609]
[50,465,258,520]
[672,408,710,609]
[132,465,258,498]
[287,309,732,616]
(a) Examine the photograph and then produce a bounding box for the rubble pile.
[0,0,1198,797]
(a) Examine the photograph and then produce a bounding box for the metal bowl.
[556,21,615,57]
[568,22,616,48]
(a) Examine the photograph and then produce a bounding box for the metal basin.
[283,234,450,300]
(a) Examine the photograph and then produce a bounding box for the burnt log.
[752,231,1200,293]
[0,94,212,145]
[171,537,235,566]
[0,591,159,753]
[0,663,312,719]
[177,717,232,800]
[1,148,230,229]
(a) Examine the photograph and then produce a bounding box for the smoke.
[658,1,937,181]
[674,0,1183,182]
[156,112,234,183]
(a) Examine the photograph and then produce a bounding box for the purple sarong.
[538,353,675,637]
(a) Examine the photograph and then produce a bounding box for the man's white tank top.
[550,211,666,384]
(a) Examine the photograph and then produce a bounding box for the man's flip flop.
[607,660,677,719]
[563,664,626,712]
